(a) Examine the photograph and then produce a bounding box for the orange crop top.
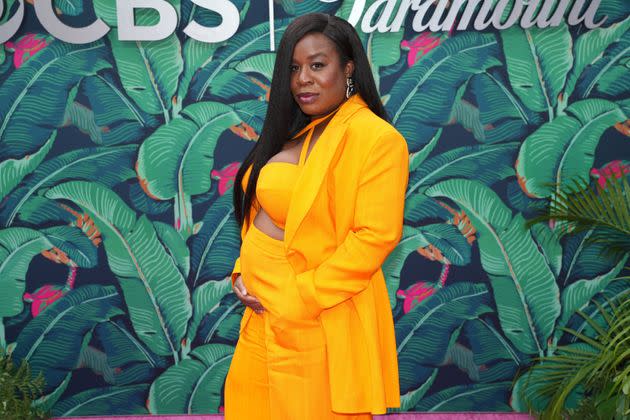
[255,110,337,230]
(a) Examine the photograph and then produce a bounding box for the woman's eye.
[312,62,324,69]
[289,65,299,72]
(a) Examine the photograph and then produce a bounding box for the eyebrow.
[292,52,328,61]
[307,52,328,59]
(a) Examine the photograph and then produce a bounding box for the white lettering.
[438,0,465,31]
[492,0,523,30]
[390,0,414,32]
[427,0,449,32]
[116,0,177,41]
[457,0,483,31]
[184,0,240,43]
[0,0,610,45]
[411,0,435,32]
[0,0,24,43]
[568,0,606,29]
[362,0,397,33]
[473,0,494,30]
[35,0,109,44]
[347,0,367,26]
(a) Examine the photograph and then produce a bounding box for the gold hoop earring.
[345,77,355,99]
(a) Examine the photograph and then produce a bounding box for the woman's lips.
[297,93,318,104]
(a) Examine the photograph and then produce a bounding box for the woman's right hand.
[233,275,265,314]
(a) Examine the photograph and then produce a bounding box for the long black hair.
[233,13,386,228]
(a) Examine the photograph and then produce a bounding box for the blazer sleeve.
[294,129,409,318]
[230,164,253,287]
[231,257,241,286]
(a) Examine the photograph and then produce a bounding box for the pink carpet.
[55,413,533,419]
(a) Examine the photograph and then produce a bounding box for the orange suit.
[227,94,408,416]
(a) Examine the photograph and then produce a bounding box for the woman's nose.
[297,67,312,85]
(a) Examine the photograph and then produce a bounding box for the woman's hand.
[233,275,265,314]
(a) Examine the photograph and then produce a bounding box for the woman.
[225,12,409,420]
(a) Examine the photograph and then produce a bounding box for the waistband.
[246,222,286,253]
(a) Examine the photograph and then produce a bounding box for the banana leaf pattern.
[1,0,628,415]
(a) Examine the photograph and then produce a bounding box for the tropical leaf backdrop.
[1,0,628,415]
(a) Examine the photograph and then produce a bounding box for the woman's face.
[290,32,354,119]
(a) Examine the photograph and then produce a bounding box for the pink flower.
[401,32,444,67]
[397,281,436,314]
[24,285,67,317]
[4,34,50,69]
[590,160,630,189]
[211,162,241,196]
[396,264,450,314]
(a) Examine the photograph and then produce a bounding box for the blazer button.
[287,249,296,257]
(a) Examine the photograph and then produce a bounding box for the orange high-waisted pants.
[224,223,372,420]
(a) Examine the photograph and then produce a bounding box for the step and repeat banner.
[1,0,629,416]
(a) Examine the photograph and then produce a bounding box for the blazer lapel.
[284,95,367,250]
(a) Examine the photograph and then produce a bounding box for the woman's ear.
[345,60,355,78]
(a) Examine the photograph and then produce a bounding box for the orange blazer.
[231,94,409,414]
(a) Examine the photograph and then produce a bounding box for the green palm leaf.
[556,258,627,342]
[185,278,233,354]
[384,224,470,307]
[153,221,189,279]
[95,320,164,369]
[197,293,243,344]
[383,225,431,309]
[534,175,630,254]
[404,143,518,223]
[395,282,493,392]
[462,317,523,366]
[559,228,625,286]
[80,73,159,145]
[407,143,518,198]
[0,228,52,320]
[426,179,560,355]
[530,223,562,278]
[12,285,123,393]
[190,190,241,287]
[136,102,240,237]
[45,181,192,359]
[108,29,183,119]
[0,41,110,160]
[148,344,233,414]
[189,19,290,102]
[176,0,249,107]
[54,0,83,16]
[415,382,513,412]
[392,369,438,412]
[94,320,165,386]
[386,33,501,151]
[565,16,630,99]
[0,145,137,227]
[511,351,581,413]
[500,22,572,118]
[469,71,542,143]
[41,225,98,268]
[577,30,630,99]
[232,99,267,136]
[279,0,337,15]
[516,99,628,198]
[52,384,149,416]
[594,0,630,26]
[235,52,275,81]
[208,68,269,99]
[0,133,54,202]
[568,279,630,343]
[32,372,71,413]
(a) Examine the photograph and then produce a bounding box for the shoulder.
[345,108,408,157]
